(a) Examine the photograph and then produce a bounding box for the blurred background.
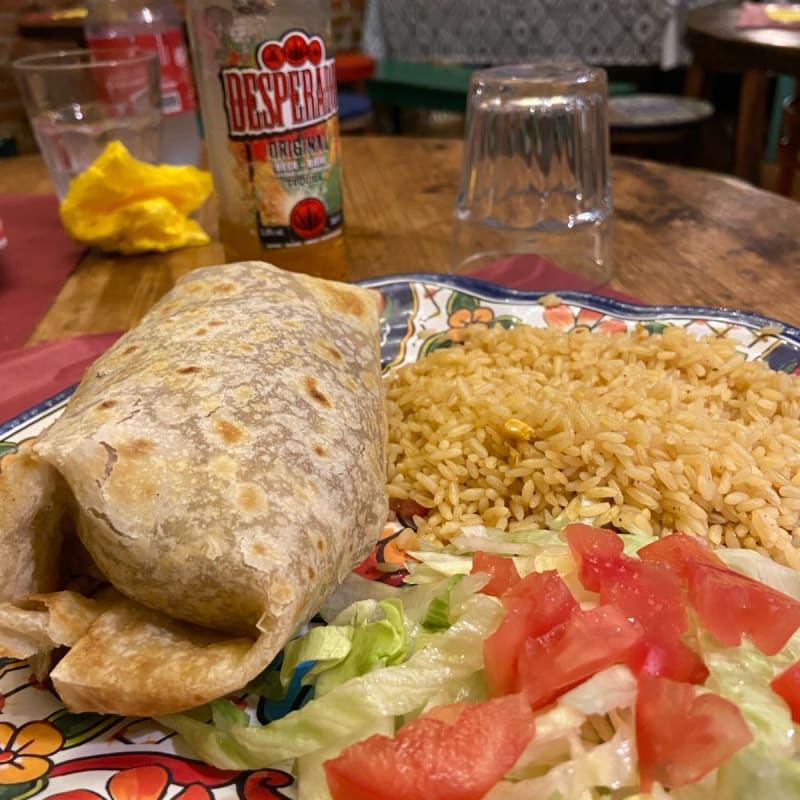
[4,0,798,198]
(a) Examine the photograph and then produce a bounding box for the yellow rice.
[384,323,800,567]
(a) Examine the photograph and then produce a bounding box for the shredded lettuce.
[158,593,504,770]
[487,725,637,800]
[421,574,463,631]
[159,522,800,800]
[278,599,407,698]
[701,632,797,759]
[559,665,638,716]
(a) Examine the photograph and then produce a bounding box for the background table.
[686,1,800,184]
[362,0,720,69]
[3,135,800,340]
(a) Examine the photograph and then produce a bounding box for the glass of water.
[13,48,162,200]
[451,61,613,287]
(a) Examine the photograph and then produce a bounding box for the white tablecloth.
[362,0,719,70]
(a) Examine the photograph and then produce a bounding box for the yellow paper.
[59,141,214,255]
[766,4,800,23]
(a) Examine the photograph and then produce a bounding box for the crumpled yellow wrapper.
[59,141,214,255]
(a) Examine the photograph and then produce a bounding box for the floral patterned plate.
[2,274,800,800]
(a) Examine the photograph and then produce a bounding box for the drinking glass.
[451,61,614,287]
[13,48,162,200]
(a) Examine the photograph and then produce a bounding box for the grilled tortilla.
[0,261,388,715]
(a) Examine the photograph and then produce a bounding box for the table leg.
[684,61,706,98]
[735,69,768,185]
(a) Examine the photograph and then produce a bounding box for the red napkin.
[0,194,86,350]
[0,252,639,427]
[0,333,120,427]
[737,2,800,30]
[466,253,636,302]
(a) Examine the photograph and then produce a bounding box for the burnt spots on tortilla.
[122,345,138,355]
[322,284,367,318]
[97,399,117,410]
[307,566,316,580]
[118,438,156,458]
[238,483,267,513]
[314,444,327,458]
[177,366,202,375]
[304,376,330,407]
[213,282,237,294]
[215,418,244,444]
[315,536,328,555]
[194,328,208,336]
[208,320,225,327]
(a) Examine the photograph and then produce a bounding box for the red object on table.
[334,52,376,83]
[737,3,800,30]
[0,333,120,426]
[467,254,635,302]
[0,194,86,350]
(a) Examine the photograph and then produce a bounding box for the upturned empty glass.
[451,62,614,287]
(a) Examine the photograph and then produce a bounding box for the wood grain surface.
[4,135,800,340]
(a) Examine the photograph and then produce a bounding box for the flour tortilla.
[0,445,70,602]
[0,261,388,715]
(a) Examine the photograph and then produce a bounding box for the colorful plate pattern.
[1,275,800,800]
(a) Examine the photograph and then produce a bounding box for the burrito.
[0,261,388,716]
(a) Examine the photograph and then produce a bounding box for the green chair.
[366,60,638,130]
[766,74,795,161]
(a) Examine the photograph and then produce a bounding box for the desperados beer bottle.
[186,0,347,280]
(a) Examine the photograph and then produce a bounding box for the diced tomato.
[638,532,726,581]
[626,632,708,684]
[519,604,643,710]
[771,661,800,723]
[483,570,579,696]
[569,525,689,639]
[470,551,521,597]
[324,694,536,800]
[598,557,687,639]
[687,562,800,656]
[636,675,753,791]
[389,498,429,520]
[565,523,626,592]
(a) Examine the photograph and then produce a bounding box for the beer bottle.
[185,0,348,280]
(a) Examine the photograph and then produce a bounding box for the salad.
[159,523,800,799]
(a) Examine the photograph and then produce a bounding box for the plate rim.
[360,272,800,344]
[3,273,800,439]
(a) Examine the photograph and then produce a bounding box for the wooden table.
[685,1,800,185]
[4,135,800,339]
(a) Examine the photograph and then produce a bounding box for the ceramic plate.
[1,274,800,800]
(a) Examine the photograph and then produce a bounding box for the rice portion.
[384,323,800,567]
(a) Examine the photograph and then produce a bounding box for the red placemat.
[0,194,86,350]
[466,254,635,302]
[0,333,120,425]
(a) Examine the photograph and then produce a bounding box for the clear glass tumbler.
[13,48,162,200]
[451,61,613,287]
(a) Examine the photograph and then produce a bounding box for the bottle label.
[87,28,197,115]
[218,30,342,249]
